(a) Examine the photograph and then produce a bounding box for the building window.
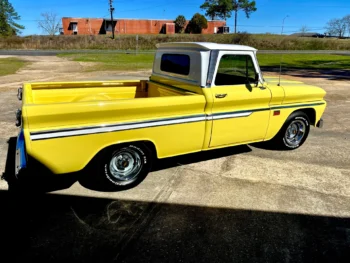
[105,21,116,32]
[160,54,190,75]
[72,23,77,32]
[215,55,256,86]
[69,22,78,34]
[218,26,229,34]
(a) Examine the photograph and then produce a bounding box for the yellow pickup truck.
[14,42,326,190]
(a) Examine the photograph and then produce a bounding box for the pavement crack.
[113,166,182,261]
[70,206,93,232]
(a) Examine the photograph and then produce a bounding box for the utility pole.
[109,0,115,39]
[281,15,289,35]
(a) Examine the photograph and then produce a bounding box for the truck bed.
[24,80,196,104]
[22,79,206,131]
[21,79,207,173]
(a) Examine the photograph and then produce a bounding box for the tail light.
[17,87,22,101]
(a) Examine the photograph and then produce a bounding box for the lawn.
[59,52,350,72]
[257,54,350,70]
[0,57,28,76]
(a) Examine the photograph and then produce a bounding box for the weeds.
[1,34,350,50]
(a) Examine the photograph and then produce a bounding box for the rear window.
[161,54,190,75]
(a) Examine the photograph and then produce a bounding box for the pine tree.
[200,0,257,33]
[0,0,24,36]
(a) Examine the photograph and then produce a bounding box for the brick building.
[61,17,227,35]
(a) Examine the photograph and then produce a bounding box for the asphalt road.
[0,49,350,56]
[0,55,349,263]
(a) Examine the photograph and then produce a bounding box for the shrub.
[186,13,208,34]
[231,32,251,44]
[0,34,349,51]
[174,15,186,33]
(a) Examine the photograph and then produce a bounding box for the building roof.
[62,17,224,22]
[156,42,257,51]
[62,17,103,20]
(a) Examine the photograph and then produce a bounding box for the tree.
[299,25,309,36]
[200,0,257,33]
[200,0,232,21]
[174,15,186,33]
[38,12,60,35]
[325,18,347,38]
[217,0,233,20]
[200,0,219,20]
[187,13,208,34]
[0,0,24,36]
[232,0,257,34]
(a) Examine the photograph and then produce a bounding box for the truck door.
[209,51,271,147]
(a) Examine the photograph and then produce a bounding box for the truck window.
[215,55,256,86]
[161,54,190,75]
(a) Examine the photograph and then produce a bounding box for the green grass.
[59,52,350,72]
[257,54,350,70]
[0,57,28,76]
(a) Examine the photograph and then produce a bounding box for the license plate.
[15,129,26,176]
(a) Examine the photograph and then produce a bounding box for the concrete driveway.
[0,56,349,262]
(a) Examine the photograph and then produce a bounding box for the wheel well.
[141,141,158,160]
[100,140,158,159]
[294,108,316,126]
[87,140,158,170]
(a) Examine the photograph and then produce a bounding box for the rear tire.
[99,143,152,190]
[270,111,310,150]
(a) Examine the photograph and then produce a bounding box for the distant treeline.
[0,34,349,50]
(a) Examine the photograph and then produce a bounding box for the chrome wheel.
[284,120,306,146]
[109,149,143,182]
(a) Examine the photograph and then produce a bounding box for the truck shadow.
[79,144,252,192]
[152,145,251,172]
[0,190,349,263]
[3,137,251,193]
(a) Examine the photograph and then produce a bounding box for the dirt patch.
[0,55,150,90]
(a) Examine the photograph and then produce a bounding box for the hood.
[265,77,326,104]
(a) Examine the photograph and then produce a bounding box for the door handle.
[215,93,227,99]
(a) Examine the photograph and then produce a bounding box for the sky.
[10,0,350,36]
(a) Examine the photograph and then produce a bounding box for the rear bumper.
[15,129,27,176]
[316,118,324,128]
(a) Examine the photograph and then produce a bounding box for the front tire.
[271,111,310,150]
[99,143,152,190]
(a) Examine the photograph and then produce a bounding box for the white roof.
[156,42,257,51]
